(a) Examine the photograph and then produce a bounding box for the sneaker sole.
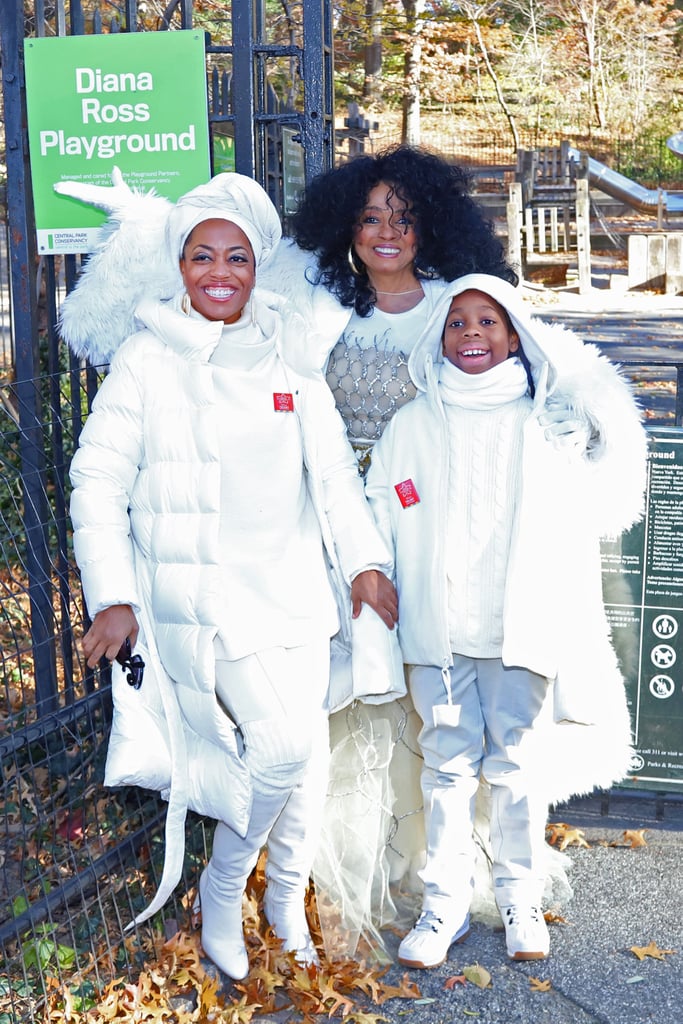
[398,925,470,970]
[509,949,548,961]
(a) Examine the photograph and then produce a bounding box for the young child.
[364,273,647,966]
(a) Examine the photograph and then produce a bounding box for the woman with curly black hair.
[265,145,518,470]
[292,145,516,317]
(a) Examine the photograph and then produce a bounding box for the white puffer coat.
[365,274,648,805]
[69,288,397,923]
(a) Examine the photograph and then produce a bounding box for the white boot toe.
[263,885,319,966]
[198,867,249,980]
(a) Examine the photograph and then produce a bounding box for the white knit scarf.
[438,356,529,409]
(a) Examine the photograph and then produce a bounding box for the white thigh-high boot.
[264,718,329,964]
[200,788,289,980]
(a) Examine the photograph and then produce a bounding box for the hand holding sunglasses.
[114,636,145,689]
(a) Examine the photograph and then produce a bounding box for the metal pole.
[232,2,257,178]
[0,0,59,713]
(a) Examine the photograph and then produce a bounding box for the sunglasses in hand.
[114,636,145,689]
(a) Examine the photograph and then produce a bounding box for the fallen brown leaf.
[529,976,552,992]
[630,941,676,961]
[622,829,648,848]
[546,822,591,850]
[463,963,492,989]
[545,822,569,846]
[558,826,590,851]
[444,973,468,988]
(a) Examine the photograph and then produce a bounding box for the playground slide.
[567,146,683,215]
[667,132,683,157]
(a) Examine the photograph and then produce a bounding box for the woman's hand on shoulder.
[82,604,139,669]
[351,570,398,630]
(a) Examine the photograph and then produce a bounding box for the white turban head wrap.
[167,172,282,268]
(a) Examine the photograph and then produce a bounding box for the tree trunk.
[577,2,605,129]
[467,6,520,151]
[400,0,424,144]
[363,0,384,107]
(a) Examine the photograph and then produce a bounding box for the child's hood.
[407,273,559,393]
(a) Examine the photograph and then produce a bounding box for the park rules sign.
[25,31,211,254]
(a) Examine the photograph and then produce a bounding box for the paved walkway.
[368,791,683,1024]
[526,287,683,424]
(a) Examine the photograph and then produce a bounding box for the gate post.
[301,0,335,178]
[232,2,258,177]
[0,0,59,712]
[576,173,592,294]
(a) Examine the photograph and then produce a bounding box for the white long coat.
[69,289,396,922]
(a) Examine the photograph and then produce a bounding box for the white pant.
[409,657,549,911]
[215,641,329,795]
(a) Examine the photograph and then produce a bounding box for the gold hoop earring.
[347,245,364,276]
[181,292,192,316]
[414,263,435,280]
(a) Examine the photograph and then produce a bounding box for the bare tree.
[363,0,385,107]
[459,1,520,148]
[400,0,426,143]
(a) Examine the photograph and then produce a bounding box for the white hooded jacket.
[365,274,648,804]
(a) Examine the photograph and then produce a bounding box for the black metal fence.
[0,1,336,1020]
[369,124,683,191]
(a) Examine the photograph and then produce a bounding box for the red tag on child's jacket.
[395,479,420,507]
[273,392,294,412]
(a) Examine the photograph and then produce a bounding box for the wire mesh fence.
[0,362,214,1023]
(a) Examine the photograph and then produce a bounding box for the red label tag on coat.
[273,392,294,412]
[395,479,420,507]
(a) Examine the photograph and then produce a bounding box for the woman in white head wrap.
[68,173,398,981]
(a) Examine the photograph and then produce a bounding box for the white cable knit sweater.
[444,398,529,658]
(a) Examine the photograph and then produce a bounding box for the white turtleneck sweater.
[209,314,338,659]
[439,358,532,658]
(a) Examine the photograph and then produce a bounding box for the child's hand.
[539,402,592,454]
[350,570,398,629]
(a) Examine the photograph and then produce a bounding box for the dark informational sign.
[602,427,683,792]
[282,127,305,216]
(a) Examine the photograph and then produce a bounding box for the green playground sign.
[24,31,211,254]
[602,427,683,792]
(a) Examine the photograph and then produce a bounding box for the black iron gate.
[0,3,333,1020]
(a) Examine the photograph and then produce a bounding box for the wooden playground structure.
[505,142,683,294]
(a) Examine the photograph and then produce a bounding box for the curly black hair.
[291,144,518,316]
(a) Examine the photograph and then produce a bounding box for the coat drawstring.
[442,660,453,704]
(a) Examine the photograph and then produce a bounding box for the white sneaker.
[398,909,470,969]
[500,905,550,960]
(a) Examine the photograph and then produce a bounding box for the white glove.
[54,166,138,219]
[53,167,176,364]
[539,401,595,455]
